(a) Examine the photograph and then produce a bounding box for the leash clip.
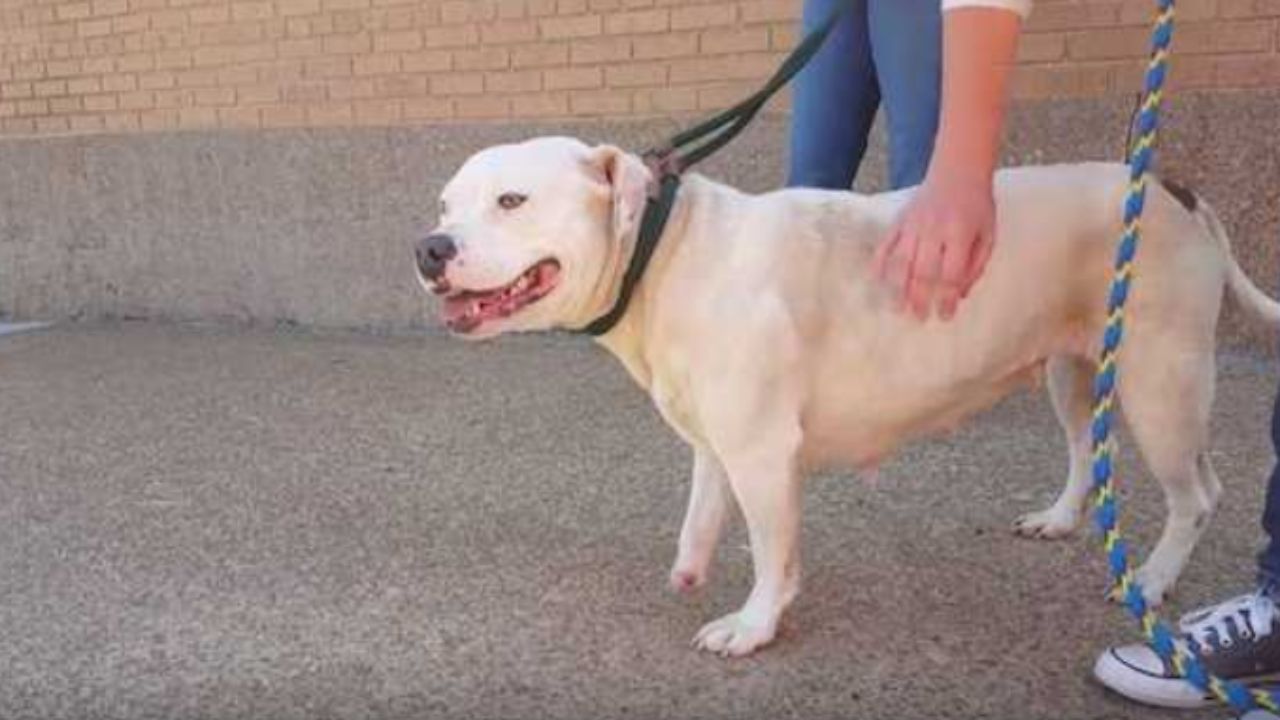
[641,146,683,199]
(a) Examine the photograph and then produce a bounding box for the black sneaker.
[1094,589,1280,708]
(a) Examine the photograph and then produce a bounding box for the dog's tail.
[1170,180,1280,329]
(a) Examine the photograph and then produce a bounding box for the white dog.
[414,136,1280,657]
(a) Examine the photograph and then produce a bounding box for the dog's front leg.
[693,433,802,657]
[670,448,730,593]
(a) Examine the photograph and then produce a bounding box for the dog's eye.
[497,192,527,211]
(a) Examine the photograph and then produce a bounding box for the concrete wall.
[2,90,1278,351]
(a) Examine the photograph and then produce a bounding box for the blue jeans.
[1257,383,1280,588]
[787,0,941,191]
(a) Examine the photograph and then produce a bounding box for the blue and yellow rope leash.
[1092,0,1280,713]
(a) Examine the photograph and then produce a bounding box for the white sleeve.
[942,0,1031,19]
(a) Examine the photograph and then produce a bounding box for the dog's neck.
[588,175,701,389]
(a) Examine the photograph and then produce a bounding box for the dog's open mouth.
[440,259,561,333]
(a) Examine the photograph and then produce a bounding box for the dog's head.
[415,136,652,339]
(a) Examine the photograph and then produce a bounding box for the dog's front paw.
[1012,505,1081,540]
[692,613,775,657]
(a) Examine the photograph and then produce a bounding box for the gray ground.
[2,323,1276,720]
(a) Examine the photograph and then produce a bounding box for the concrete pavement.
[2,323,1277,719]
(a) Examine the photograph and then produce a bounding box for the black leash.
[576,0,853,336]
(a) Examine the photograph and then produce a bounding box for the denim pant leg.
[868,0,942,189]
[786,0,879,189]
[1256,377,1280,589]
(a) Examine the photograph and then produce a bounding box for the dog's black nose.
[415,233,457,280]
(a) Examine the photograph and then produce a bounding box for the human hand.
[872,170,996,322]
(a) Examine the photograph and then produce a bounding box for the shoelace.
[1180,591,1277,652]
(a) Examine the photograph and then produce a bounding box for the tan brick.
[1120,0,1218,23]
[2,118,38,134]
[605,8,667,34]
[117,90,152,108]
[34,80,67,97]
[154,50,192,70]
[454,47,509,70]
[77,18,112,36]
[668,52,777,83]
[740,0,795,23]
[277,0,320,16]
[56,2,92,21]
[69,114,107,132]
[322,32,372,54]
[282,81,327,102]
[138,71,175,89]
[402,50,452,72]
[1,82,34,100]
[102,74,137,92]
[1219,0,1280,18]
[570,88,628,114]
[485,69,541,92]
[440,0,496,24]
[354,98,401,124]
[14,63,43,81]
[455,94,509,118]
[178,106,219,126]
[1026,3,1120,32]
[36,115,71,132]
[279,37,323,57]
[138,108,179,130]
[700,26,768,54]
[149,9,188,29]
[112,13,149,32]
[374,30,421,52]
[431,71,483,94]
[91,0,127,14]
[633,31,696,59]
[86,58,117,74]
[328,77,375,98]
[0,102,15,119]
[512,91,568,116]
[194,86,236,104]
[305,55,352,78]
[512,43,569,67]
[1177,20,1274,55]
[570,37,630,63]
[83,93,118,111]
[332,10,364,32]
[219,105,261,127]
[1067,27,1151,60]
[238,83,280,103]
[605,61,664,87]
[153,88,193,108]
[189,5,231,24]
[632,83,701,112]
[424,24,478,47]
[353,53,400,75]
[116,53,155,72]
[177,68,221,87]
[371,73,425,95]
[67,76,102,94]
[540,15,601,39]
[232,0,274,21]
[545,65,601,89]
[403,96,452,119]
[17,98,49,115]
[261,103,307,126]
[1215,54,1280,86]
[49,96,82,113]
[1018,32,1066,63]
[671,3,735,29]
[1011,63,1113,99]
[306,100,353,125]
[480,20,538,43]
[45,60,81,78]
[558,0,587,14]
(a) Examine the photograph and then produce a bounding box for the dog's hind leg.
[1121,345,1221,606]
[670,447,730,593]
[1014,354,1095,539]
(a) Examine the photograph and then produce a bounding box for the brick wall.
[1,0,1278,136]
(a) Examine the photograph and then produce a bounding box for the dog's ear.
[586,145,651,242]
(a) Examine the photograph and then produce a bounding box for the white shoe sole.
[1093,647,1215,709]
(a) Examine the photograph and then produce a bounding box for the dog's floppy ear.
[586,145,652,242]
